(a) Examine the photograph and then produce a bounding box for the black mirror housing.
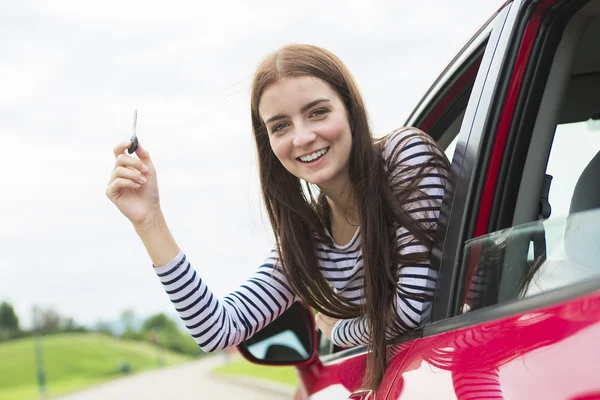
[237,302,317,366]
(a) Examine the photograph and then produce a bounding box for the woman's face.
[258,76,353,190]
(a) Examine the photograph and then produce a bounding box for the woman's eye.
[310,109,329,118]
[272,123,289,133]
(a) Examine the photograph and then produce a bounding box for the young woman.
[106,44,450,390]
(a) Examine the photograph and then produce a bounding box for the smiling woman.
[105,43,450,391]
[259,77,353,191]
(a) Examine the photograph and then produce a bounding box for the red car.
[237,0,600,398]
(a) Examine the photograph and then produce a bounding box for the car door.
[384,0,600,398]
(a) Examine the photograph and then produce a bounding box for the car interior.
[499,0,600,297]
[513,0,600,226]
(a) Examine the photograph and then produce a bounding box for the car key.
[127,109,139,154]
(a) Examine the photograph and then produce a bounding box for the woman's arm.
[135,209,181,267]
[330,263,437,347]
[106,141,296,351]
[154,249,297,352]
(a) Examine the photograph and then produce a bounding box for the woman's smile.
[297,146,330,164]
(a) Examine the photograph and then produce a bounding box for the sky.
[0,0,505,328]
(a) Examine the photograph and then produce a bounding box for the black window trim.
[429,1,518,323]
[447,0,538,320]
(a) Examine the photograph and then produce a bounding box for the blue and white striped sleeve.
[153,248,297,352]
[331,128,449,348]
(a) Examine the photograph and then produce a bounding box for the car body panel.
[296,341,415,399]
[390,290,600,399]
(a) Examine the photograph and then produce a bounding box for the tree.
[140,313,200,356]
[39,308,61,333]
[142,313,178,333]
[94,320,114,336]
[61,317,85,332]
[0,301,20,333]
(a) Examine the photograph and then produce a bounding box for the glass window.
[459,208,600,313]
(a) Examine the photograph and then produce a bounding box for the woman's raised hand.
[106,140,161,229]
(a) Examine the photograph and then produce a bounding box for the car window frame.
[425,0,599,337]
[426,0,518,324]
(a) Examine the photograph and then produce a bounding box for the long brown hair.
[250,44,449,390]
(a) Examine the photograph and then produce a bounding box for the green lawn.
[212,357,298,387]
[0,333,193,400]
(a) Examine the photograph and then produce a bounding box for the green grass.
[212,357,298,387]
[0,333,193,400]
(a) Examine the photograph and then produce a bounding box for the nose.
[292,125,317,148]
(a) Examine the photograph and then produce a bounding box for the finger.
[110,166,147,185]
[106,177,141,198]
[115,153,149,173]
[113,140,133,158]
[134,142,153,166]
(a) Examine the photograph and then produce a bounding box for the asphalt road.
[53,356,294,400]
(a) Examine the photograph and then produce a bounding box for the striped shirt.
[153,127,448,351]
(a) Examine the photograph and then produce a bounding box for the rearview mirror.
[237,302,316,366]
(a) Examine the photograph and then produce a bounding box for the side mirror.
[237,302,316,366]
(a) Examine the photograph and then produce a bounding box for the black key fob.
[127,109,138,154]
[128,135,138,154]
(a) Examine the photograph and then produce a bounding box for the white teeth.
[299,148,328,162]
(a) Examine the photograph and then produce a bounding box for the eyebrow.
[264,98,331,125]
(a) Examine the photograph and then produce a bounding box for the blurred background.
[1,0,503,398]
